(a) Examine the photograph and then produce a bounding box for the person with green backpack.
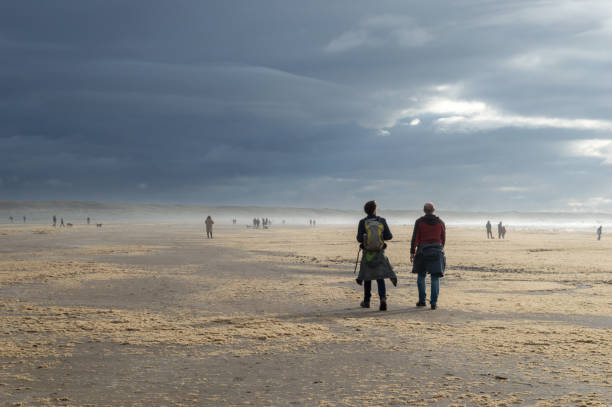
[356,200,397,311]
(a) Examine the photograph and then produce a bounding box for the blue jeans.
[364,279,386,299]
[417,273,439,304]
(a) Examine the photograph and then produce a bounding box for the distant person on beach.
[23,216,26,223]
[87,217,90,225]
[498,221,503,239]
[232,218,236,225]
[356,200,396,311]
[597,225,602,240]
[60,218,65,227]
[9,216,13,223]
[205,216,214,238]
[53,215,57,227]
[313,219,316,227]
[486,220,493,239]
[411,203,446,310]
[502,225,507,239]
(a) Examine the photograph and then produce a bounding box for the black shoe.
[360,299,370,308]
[379,298,387,311]
[416,301,426,307]
[430,303,437,310]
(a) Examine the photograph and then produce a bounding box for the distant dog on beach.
[96,223,103,228]
[66,223,73,227]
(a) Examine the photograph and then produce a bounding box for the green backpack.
[364,218,385,251]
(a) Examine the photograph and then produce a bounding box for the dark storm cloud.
[2,0,612,210]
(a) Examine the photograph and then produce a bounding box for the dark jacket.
[412,243,445,275]
[356,215,396,282]
[357,215,393,243]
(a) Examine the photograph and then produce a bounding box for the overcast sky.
[2,0,612,211]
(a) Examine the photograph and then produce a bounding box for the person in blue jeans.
[417,272,440,307]
[410,203,446,309]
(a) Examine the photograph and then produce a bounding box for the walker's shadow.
[274,306,428,324]
[275,307,612,330]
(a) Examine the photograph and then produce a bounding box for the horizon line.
[2,199,612,216]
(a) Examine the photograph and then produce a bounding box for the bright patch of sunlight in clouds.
[568,139,612,164]
[395,93,612,133]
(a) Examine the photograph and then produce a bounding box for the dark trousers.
[364,279,386,299]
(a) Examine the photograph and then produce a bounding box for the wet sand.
[0,223,610,406]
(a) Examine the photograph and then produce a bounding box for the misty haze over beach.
[1,200,611,231]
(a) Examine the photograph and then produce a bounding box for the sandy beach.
[1,223,610,406]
